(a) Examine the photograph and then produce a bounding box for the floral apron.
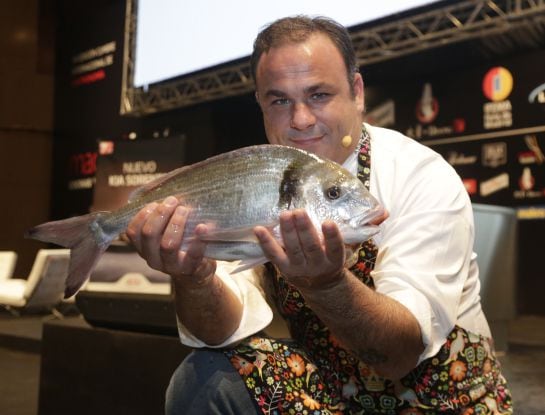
[224,126,513,414]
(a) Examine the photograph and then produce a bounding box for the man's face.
[255,33,365,164]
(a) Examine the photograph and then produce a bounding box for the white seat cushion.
[0,279,27,307]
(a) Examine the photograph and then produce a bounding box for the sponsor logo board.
[415,83,439,124]
[447,152,477,166]
[517,206,545,219]
[482,67,513,130]
[482,142,507,168]
[528,82,545,105]
[480,173,509,197]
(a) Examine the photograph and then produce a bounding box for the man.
[127,16,512,414]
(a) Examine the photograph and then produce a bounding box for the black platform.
[38,317,191,415]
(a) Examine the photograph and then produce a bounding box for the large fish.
[26,144,384,298]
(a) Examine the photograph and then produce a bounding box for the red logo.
[99,141,115,155]
[71,69,106,87]
[482,67,513,101]
[68,152,97,176]
[463,179,477,195]
[452,118,466,134]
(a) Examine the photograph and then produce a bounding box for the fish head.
[294,159,384,244]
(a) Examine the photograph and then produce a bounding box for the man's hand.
[126,196,216,287]
[254,208,346,290]
[254,207,389,291]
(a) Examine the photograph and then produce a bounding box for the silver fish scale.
[99,145,322,237]
[176,148,314,231]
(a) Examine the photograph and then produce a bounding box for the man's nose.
[290,102,316,130]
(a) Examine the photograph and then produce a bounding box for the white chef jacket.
[178,123,492,363]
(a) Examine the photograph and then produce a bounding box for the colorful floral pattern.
[224,126,512,414]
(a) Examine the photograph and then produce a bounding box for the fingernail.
[164,196,178,207]
[194,223,207,236]
[174,206,187,216]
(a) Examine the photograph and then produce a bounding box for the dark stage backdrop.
[52,0,265,220]
[52,0,544,313]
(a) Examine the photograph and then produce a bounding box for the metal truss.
[352,0,545,63]
[120,0,545,116]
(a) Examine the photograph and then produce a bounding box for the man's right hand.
[125,195,217,287]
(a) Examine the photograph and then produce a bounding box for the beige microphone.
[341,135,353,148]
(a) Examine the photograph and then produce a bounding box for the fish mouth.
[350,205,386,227]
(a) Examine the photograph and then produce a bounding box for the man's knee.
[165,349,259,415]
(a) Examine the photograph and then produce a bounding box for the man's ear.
[353,73,365,113]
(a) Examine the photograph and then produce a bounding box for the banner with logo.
[366,48,545,219]
[92,136,187,212]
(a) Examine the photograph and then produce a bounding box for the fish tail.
[25,212,113,298]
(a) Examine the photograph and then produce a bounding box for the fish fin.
[199,222,278,243]
[199,228,257,243]
[64,237,108,298]
[230,257,269,274]
[25,212,113,298]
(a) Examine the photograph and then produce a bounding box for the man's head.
[251,16,359,96]
[252,16,365,164]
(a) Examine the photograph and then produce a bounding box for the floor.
[0,311,544,415]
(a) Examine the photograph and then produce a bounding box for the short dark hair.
[250,15,359,94]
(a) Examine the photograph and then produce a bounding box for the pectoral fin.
[230,257,269,274]
[199,221,278,243]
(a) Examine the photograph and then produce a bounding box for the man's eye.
[271,98,290,106]
[311,92,329,100]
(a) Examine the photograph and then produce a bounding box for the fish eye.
[326,185,341,200]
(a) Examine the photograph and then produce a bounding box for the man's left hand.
[254,209,346,290]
